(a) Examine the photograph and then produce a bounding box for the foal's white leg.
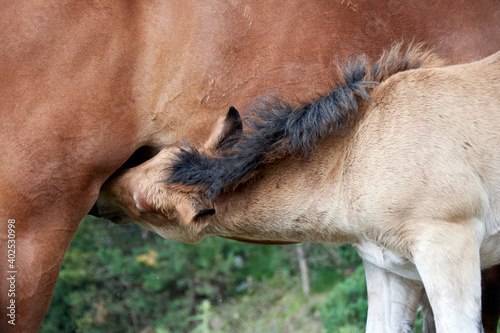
[412,220,483,332]
[364,260,421,333]
[419,289,436,333]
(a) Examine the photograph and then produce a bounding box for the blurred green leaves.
[41,216,368,332]
[320,265,367,333]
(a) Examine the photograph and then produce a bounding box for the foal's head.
[93,108,243,242]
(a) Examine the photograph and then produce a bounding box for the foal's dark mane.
[167,44,443,199]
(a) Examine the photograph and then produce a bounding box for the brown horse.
[1,0,500,331]
[94,46,500,332]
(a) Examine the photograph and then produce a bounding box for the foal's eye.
[135,202,147,214]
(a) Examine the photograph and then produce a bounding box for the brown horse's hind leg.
[0,214,82,333]
[481,265,500,333]
[0,175,98,333]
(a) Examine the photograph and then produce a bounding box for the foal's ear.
[204,106,242,152]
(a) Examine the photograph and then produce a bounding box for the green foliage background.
[40,216,375,332]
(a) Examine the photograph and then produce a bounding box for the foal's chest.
[354,240,421,280]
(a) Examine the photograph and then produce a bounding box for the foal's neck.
[208,134,357,244]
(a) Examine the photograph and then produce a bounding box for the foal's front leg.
[412,219,483,332]
[363,260,421,333]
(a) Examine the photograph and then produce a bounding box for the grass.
[190,270,327,333]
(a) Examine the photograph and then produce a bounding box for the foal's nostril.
[194,208,216,219]
[109,216,132,225]
[88,203,101,217]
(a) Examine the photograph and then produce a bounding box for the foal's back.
[345,51,500,241]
